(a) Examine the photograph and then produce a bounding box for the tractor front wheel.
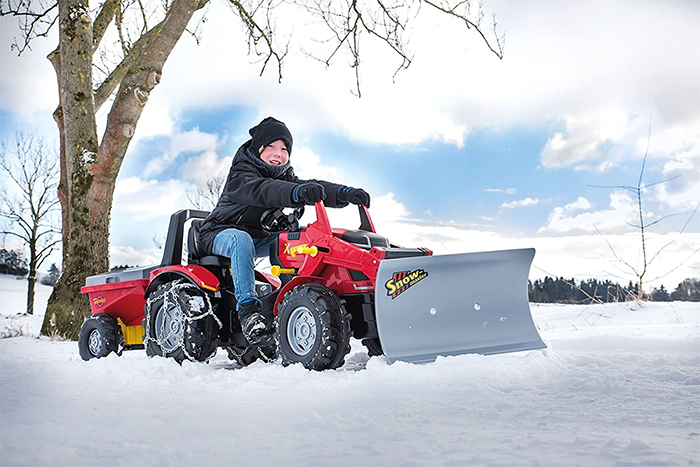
[277,284,351,371]
[78,314,123,361]
[361,338,384,357]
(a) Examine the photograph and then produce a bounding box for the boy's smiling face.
[260,140,289,167]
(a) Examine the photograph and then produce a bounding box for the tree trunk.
[41,0,102,339]
[42,0,209,339]
[48,50,70,272]
[26,240,37,315]
[27,277,36,315]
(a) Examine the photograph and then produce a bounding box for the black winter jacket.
[198,140,348,253]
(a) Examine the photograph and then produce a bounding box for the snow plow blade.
[375,248,546,364]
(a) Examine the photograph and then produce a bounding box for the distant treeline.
[1,248,61,285]
[529,277,700,303]
[0,248,28,276]
[7,251,698,303]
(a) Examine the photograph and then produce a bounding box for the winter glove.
[337,186,371,208]
[292,183,326,205]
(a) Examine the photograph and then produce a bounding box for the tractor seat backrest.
[161,209,208,267]
[187,219,231,268]
[187,219,207,259]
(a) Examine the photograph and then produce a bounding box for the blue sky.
[1,0,698,289]
[116,105,689,236]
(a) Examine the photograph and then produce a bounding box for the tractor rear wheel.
[78,314,123,361]
[144,280,220,363]
[277,283,351,371]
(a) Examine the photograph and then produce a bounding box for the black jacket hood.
[236,140,292,179]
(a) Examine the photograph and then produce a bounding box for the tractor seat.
[188,219,231,267]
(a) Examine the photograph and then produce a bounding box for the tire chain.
[143,280,222,362]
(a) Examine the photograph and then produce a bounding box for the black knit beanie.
[249,117,293,156]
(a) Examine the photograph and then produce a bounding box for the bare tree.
[590,118,699,300]
[187,173,226,211]
[295,0,504,96]
[2,0,504,339]
[0,131,61,315]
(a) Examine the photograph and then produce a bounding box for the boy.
[198,117,370,345]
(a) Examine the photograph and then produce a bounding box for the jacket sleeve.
[224,168,299,208]
[285,168,349,208]
[295,178,350,209]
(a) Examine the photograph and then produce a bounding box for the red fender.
[145,264,220,298]
[272,275,327,316]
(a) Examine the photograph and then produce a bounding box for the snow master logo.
[93,296,106,307]
[385,269,429,299]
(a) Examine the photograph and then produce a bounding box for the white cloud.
[485,188,516,194]
[114,176,194,221]
[370,192,412,224]
[133,0,694,152]
[110,245,161,268]
[108,197,700,290]
[502,197,540,209]
[322,192,411,234]
[105,178,697,291]
[0,22,57,118]
[564,197,593,213]
[143,128,219,177]
[292,146,341,181]
[363,203,700,291]
[654,145,700,211]
[539,111,700,172]
[131,101,175,143]
[182,151,233,184]
[596,161,617,172]
[368,209,700,291]
[540,192,637,234]
[4,1,698,159]
[539,109,631,168]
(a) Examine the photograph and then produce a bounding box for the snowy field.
[1,274,699,466]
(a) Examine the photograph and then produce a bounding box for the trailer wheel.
[277,284,351,371]
[78,314,123,361]
[144,280,220,363]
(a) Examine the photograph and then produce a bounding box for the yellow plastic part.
[270,266,296,276]
[118,318,144,346]
[290,244,318,258]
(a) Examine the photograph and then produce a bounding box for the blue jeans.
[212,229,279,305]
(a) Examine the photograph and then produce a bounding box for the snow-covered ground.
[1,274,698,466]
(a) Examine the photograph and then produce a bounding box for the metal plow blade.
[375,248,546,364]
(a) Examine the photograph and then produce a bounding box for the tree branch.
[229,0,288,82]
[647,203,699,268]
[93,24,161,111]
[1,0,59,55]
[423,0,504,59]
[92,0,120,51]
[95,0,210,198]
[0,230,29,242]
[594,225,639,277]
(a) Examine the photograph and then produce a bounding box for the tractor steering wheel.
[260,206,305,233]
